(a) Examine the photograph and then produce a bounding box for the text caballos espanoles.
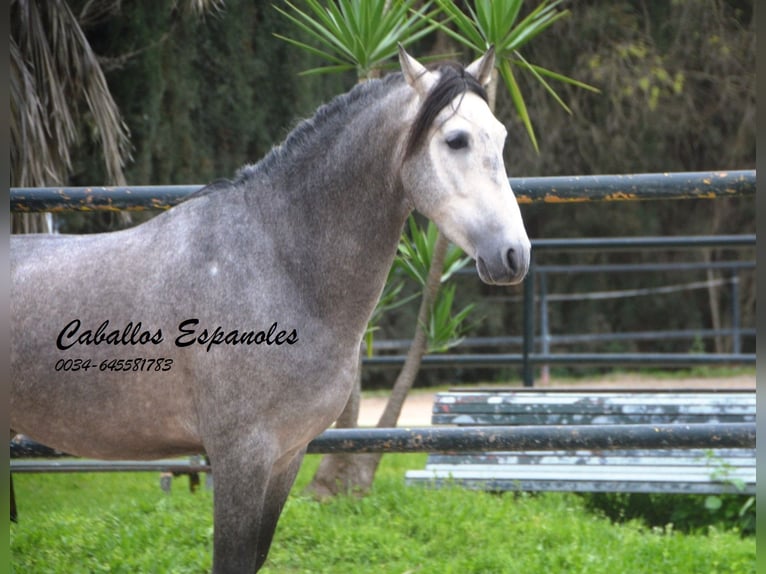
[56,319,298,352]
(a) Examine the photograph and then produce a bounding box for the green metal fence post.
[522,254,535,387]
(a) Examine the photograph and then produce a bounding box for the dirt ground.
[357,372,756,427]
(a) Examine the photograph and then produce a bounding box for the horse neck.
[256,84,414,335]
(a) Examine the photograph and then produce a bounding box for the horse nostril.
[506,247,519,275]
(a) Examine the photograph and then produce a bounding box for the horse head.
[398,46,531,285]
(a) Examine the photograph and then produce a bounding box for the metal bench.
[405,389,756,495]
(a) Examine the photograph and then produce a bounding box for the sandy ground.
[357,373,756,427]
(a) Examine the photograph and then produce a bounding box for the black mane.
[188,61,486,199]
[251,73,405,180]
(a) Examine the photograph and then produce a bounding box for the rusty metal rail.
[10,170,755,212]
[10,423,756,467]
[307,423,756,453]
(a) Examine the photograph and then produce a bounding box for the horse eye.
[446,132,469,150]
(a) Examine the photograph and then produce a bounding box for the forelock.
[404,63,488,159]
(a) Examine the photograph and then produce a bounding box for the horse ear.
[398,44,436,97]
[466,46,496,87]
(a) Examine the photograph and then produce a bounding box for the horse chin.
[476,256,527,286]
[476,257,498,285]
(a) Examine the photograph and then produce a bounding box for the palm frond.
[11,0,131,186]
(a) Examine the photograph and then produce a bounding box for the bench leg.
[10,474,17,523]
[188,472,200,493]
[160,472,172,492]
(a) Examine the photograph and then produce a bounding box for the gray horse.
[11,48,530,572]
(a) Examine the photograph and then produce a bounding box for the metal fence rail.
[10,170,755,212]
[307,423,756,453]
[363,352,754,368]
[10,423,757,464]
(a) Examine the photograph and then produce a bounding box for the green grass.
[11,455,755,573]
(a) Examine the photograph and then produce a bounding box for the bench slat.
[434,392,754,409]
[435,392,754,408]
[418,465,755,483]
[433,413,753,425]
[426,449,756,468]
[405,472,754,495]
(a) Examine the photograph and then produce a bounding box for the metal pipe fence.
[369,257,755,350]
[526,236,755,385]
[10,423,757,462]
[365,237,755,380]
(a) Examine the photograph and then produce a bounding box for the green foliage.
[395,216,471,286]
[434,0,568,56]
[423,283,476,352]
[394,216,475,353]
[431,0,599,151]
[274,0,439,79]
[71,0,349,189]
[11,458,755,572]
[583,491,755,538]
[363,275,418,357]
[689,334,706,354]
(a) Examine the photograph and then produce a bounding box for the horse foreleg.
[254,448,306,571]
[209,450,272,574]
[209,445,306,573]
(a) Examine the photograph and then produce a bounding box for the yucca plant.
[396,216,471,287]
[424,283,476,353]
[395,216,474,351]
[274,0,439,79]
[363,273,417,359]
[433,0,599,151]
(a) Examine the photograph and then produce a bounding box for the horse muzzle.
[475,240,530,285]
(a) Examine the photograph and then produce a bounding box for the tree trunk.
[702,248,726,354]
[703,204,729,354]
[304,233,449,497]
